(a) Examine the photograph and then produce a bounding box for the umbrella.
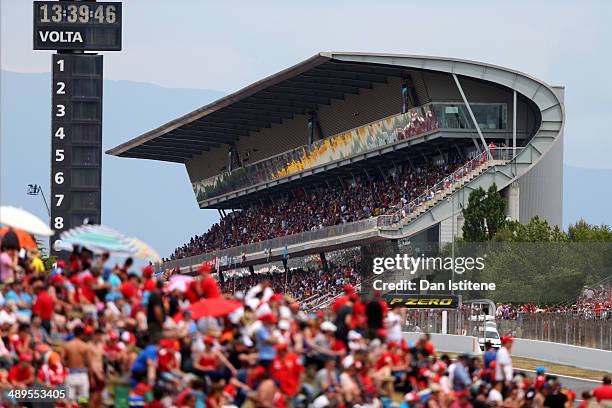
[187,297,242,319]
[164,274,194,293]
[58,224,137,255]
[0,227,37,250]
[128,238,162,263]
[0,206,53,236]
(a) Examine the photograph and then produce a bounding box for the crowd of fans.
[170,162,461,260]
[495,283,612,321]
[222,263,360,308]
[1,230,612,408]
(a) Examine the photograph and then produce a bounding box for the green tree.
[462,187,487,241]
[462,183,506,241]
[568,219,612,242]
[483,183,506,239]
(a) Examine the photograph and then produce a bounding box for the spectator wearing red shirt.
[8,353,35,387]
[269,343,304,399]
[37,351,67,387]
[198,264,221,299]
[592,376,612,403]
[32,281,54,333]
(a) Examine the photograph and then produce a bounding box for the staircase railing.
[377,147,517,228]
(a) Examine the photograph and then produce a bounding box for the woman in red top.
[192,336,236,383]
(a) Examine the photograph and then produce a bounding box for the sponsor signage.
[384,293,461,309]
[33,1,122,51]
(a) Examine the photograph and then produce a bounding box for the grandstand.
[107,52,565,278]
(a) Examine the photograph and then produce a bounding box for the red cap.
[343,284,355,293]
[388,341,398,348]
[259,313,277,324]
[83,275,96,285]
[253,366,266,378]
[198,263,212,274]
[144,279,156,292]
[275,342,288,351]
[57,261,65,268]
[501,335,514,344]
[142,266,154,278]
[84,325,94,335]
[159,339,176,350]
[204,336,215,345]
[108,332,119,341]
[19,353,33,362]
[50,274,64,284]
[269,293,283,302]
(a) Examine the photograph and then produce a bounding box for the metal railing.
[163,217,378,270]
[497,313,612,351]
[378,147,517,228]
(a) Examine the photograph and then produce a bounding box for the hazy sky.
[3,0,612,168]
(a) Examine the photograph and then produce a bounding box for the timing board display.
[51,54,103,251]
[33,1,122,51]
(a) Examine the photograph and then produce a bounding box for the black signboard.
[33,1,122,51]
[50,54,103,252]
[384,294,461,309]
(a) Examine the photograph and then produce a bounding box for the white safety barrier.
[403,332,482,355]
[403,332,612,372]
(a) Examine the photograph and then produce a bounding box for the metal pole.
[513,90,517,158]
[451,193,455,294]
[452,74,491,160]
[39,188,51,217]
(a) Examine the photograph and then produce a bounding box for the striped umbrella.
[128,237,162,263]
[58,224,137,255]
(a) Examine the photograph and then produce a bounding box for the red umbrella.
[0,227,37,250]
[187,297,242,319]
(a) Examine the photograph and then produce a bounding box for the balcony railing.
[193,104,439,202]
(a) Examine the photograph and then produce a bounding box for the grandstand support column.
[506,182,520,221]
[452,73,491,160]
[359,239,400,300]
[513,90,517,158]
[248,265,255,276]
[319,252,328,270]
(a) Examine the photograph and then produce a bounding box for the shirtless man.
[63,326,92,404]
[89,329,106,408]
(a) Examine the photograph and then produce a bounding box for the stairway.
[381,157,508,231]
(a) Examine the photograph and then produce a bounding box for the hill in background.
[1,71,611,258]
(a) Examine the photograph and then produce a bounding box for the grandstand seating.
[169,160,463,260]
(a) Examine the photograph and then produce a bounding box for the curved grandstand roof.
[107,52,563,163]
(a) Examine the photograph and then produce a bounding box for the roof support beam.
[294,74,374,89]
[125,151,187,162]
[269,85,346,100]
[169,130,239,143]
[223,106,294,119]
[257,91,330,105]
[283,80,361,94]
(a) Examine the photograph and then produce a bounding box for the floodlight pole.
[452,74,492,160]
[27,184,51,218]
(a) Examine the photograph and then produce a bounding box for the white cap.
[320,321,337,332]
[347,330,362,341]
[278,320,291,331]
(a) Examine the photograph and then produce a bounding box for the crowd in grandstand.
[170,162,462,260]
[495,284,612,320]
[1,231,612,408]
[221,263,360,308]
